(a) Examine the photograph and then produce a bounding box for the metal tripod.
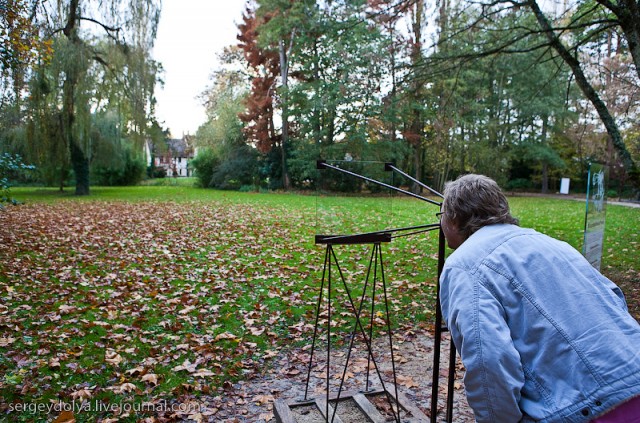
[304,233,400,422]
[308,160,458,423]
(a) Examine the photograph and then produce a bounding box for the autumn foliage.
[237,7,281,154]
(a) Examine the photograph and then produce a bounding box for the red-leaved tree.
[237,7,281,155]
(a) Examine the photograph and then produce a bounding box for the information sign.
[583,163,609,270]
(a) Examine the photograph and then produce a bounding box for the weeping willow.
[23,0,161,194]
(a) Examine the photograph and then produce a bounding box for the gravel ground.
[201,329,475,422]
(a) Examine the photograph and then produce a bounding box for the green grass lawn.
[1,185,638,421]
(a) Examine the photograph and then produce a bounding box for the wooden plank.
[316,397,345,423]
[327,388,383,401]
[352,393,386,423]
[397,391,429,421]
[274,399,297,423]
[274,386,430,423]
[383,383,430,422]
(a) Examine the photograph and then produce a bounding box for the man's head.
[441,174,519,249]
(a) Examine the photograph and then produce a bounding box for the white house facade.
[146,136,195,177]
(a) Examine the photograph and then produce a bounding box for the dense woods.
[196,0,640,196]
[1,0,639,196]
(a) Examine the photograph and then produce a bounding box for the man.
[439,174,640,422]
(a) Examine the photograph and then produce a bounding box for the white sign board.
[560,178,570,194]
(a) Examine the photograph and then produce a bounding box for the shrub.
[1,153,35,208]
[192,146,258,190]
[147,165,166,179]
[506,178,534,191]
[191,149,218,188]
[92,148,146,186]
[209,146,258,190]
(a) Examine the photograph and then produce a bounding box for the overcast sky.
[152,0,248,138]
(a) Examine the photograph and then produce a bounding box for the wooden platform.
[274,384,429,423]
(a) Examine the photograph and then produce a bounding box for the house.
[146,135,196,177]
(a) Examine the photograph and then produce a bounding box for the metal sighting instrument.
[275,160,458,423]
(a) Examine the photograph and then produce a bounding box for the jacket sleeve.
[440,265,525,423]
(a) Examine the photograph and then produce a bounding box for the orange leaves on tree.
[237,6,281,153]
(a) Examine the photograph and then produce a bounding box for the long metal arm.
[318,161,442,206]
[386,164,444,199]
[318,223,441,244]
[391,226,441,239]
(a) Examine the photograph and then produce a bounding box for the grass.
[1,185,638,421]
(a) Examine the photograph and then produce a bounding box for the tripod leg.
[378,244,401,423]
[304,245,331,401]
[335,244,377,400]
[447,337,456,423]
[431,227,447,422]
[365,245,377,393]
[330,243,399,421]
[326,247,332,421]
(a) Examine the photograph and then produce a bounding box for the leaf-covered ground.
[0,199,440,422]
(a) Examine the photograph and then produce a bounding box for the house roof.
[164,136,194,158]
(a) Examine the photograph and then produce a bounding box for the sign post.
[583,163,609,270]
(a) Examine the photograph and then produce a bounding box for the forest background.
[1,0,640,198]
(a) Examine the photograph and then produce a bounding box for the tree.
[407,4,577,190]
[237,5,280,154]
[527,0,636,178]
[194,46,257,190]
[428,0,639,185]
[32,0,161,195]
[248,0,393,189]
[1,0,53,106]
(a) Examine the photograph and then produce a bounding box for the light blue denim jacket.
[440,224,640,422]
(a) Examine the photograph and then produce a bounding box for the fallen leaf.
[397,374,419,389]
[48,358,61,370]
[58,304,75,314]
[173,359,197,373]
[0,337,16,347]
[214,332,238,341]
[70,388,92,400]
[192,368,215,378]
[107,382,138,394]
[52,411,75,423]
[252,394,274,405]
[105,350,123,366]
[141,373,159,386]
[333,371,354,381]
[126,366,145,376]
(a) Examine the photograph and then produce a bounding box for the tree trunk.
[541,115,549,194]
[279,37,292,190]
[312,40,322,145]
[70,140,90,195]
[62,0,90,195]
[59,168,65,192]
[412,138,423,192]
[410,0,425,193]
[63,68,90,195]
[541,163,549,194]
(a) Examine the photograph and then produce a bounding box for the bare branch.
[78,17,122,36]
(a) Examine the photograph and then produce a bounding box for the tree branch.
[78,17,122,37]
[527,0,636,173]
